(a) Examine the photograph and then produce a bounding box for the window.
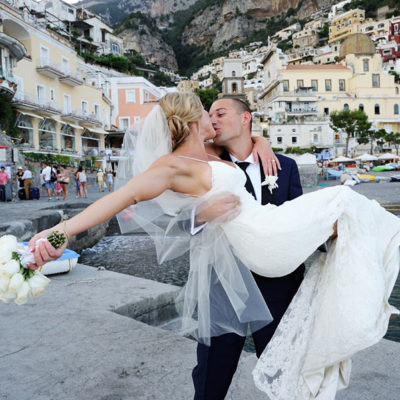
[39,119,57,150]
[232,71,236,77]
[325,79,332,91]
[339,79,345,91]
[40,46,49,66]
[359,104,364,111]
[277,137,283,145]
[282,80,289,92]
[375,104,380,115]
[36,84,45,105]
[292,136,297,144]
[343,103,349,111]
[312,133,319,144]
[111,43,120,54]
[119,117,129,130]
[63,94,71,114]
[81,101,88,116]
[231,82,238,93]
[311,80,318,91]
[324,107,329,116]
[372,74,380,88]
[292,128,296,132]
[395,104,399,115]
[50,88,55,101]
[126,90,135,103]
[363,59,369,72]
[62,57,70,74]
[94,104,100,120]
[61,125,75,152]
[297,80,304,89]
[17,115,33,146]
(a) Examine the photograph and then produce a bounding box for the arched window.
[363,59,369,72]
[343,103,349,111]
[232,71,236,77]
[359,104,364,111]
[61,124,76,152]
[374,104,380,115]
[394,104,399,115]
[17,115,34,146]
[81,130,100,155]
[39,119,57,150]
[231,82,238,94]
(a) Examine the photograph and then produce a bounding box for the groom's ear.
[241,111,252,128]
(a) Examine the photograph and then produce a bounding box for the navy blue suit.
[192,152,305,400]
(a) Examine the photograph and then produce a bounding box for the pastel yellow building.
[177,80,199,93]
[1,1,110,158]
[260,34,400,153]
[329,9,365,44]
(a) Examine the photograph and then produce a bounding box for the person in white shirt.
[22,167,33,200]
[42,162,56,200]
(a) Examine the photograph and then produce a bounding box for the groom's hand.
[328,221,338,240]
[196,193,241,223]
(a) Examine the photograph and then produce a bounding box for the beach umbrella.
[331,156,353,162]
[378,153,399,160]
[356,153,378,161]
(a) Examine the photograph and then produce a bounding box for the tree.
[195,88,219,111]
[330,109,371,156]
[357,128,385,155]
[384,131,400,155]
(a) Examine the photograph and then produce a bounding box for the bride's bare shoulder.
[150,154,188,171]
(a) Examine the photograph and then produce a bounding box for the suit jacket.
[219,151,303,206]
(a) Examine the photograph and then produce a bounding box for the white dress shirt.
[22,170,32,180]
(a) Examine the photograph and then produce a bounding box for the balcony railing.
[59,70,84,87]
[36,58,65,79]
[62,109,102,126]
[286,107,318,114]
[13,91,61,114]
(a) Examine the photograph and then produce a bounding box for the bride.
[29,92,400,399]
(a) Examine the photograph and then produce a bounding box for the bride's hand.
[196,193,241,223]
[328,221,338,240]
[28,227,67,268]
[252,136,281,176]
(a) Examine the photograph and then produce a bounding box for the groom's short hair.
[230,98,252,132]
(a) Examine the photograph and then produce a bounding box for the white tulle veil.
[115,104,272,345]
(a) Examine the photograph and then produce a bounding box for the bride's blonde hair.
[160,92,203,151]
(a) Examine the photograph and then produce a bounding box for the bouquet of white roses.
[0,232,66,305]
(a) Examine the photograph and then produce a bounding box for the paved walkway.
[0,264,399,400]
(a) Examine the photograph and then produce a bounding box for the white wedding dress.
[204,160,400,400]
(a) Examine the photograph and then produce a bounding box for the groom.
[192,97,305,399]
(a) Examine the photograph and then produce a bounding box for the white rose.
[1,260,20,277]
[15,281,31,305]
[261,175,279,194]
[28,273,50,297]
[0,290,16,303]
[8,273,25,294]
[0,235,18,251]
[0,275,10,293]
[0,248,12,264]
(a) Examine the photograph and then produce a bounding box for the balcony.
[59,70,84,87]
[0,70,17,100]
[62,109,102,126]
[36,59,65,79]
[286,106,318,115]
[13,91,61,114]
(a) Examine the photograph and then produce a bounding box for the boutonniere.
[261,175,279,194]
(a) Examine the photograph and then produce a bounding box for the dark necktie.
[235,161,257,200]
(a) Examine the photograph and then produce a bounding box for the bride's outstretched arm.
[28,160,177,267]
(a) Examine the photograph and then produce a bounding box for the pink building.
[109,77,167,130]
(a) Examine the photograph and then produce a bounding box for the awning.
[50,116,66,125]
[88,127,108,135]
[18,111,44,120]
[67,123,84,131]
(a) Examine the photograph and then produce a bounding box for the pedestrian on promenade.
[16,167,23,191]
[39,169,45,197]
[77,166,88,198]
[21,167,33,200]
[73,168,80,199]
[0,166,9,185]
[59,165,70,200]
[42,162,57,201]
[107,170,113,192]
[97,169,104,192]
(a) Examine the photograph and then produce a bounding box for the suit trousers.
[24,179,32,200]
[192,265,305,400]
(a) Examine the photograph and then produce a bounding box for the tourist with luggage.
[42,162,57,201]
[21,167,33,200]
